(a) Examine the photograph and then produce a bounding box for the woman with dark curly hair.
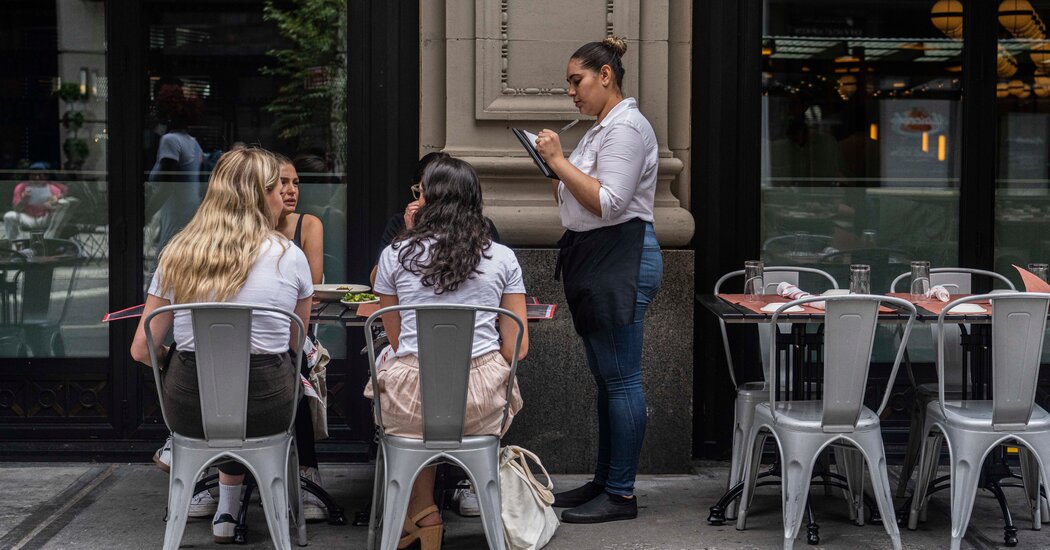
[363,156,528,550]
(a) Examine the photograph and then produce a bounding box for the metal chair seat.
[929,401,1050,431]
[757,401,881,432]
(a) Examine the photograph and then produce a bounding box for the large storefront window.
[1,1,109,358]
[761,0,963,296]
[995,0,1050,288]
[137,1,350,427]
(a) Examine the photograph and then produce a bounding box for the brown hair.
[570,36,628,90]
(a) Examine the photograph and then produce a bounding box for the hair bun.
[603,35,627,57]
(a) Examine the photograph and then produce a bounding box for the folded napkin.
[925,285,950,302]
[777,282,826,310]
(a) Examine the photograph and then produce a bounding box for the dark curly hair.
[393,157,491,294]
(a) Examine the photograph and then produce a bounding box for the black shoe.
[552,481,605,508]
[560,493,638,524]
[213,513,238,544]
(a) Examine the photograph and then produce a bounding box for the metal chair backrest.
[889,267,1016,294]
[365,303,524,450]
[936,292,1050,430]
[714,267,838,388]
[770,294,916,433]
[891,268,1016,385]
[143,303,305,446]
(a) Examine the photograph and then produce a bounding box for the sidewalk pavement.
[1,460,1046,549]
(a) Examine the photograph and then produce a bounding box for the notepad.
[511,128,559,179]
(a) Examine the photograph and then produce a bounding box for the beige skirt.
[363,350,523,438]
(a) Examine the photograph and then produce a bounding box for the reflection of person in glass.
[146,83,204,253]
[4,162,67,240]
[534,36,662,524]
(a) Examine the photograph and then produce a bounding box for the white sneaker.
[300,467,327,522]
[188,489,219,518]
[454,483,481,517]
[153,435,172,473]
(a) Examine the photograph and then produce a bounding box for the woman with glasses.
[371,152,501,286]
[364,156,528,550]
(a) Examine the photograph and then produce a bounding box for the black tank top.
[292,214,304,249]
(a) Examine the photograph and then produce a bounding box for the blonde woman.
[131,148,313,543]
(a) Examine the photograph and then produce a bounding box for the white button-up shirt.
[558,97,658,232]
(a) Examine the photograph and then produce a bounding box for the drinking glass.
[744,260,764,302]
[849,264,871,294]
[910,260,931,300]
[29,231,45,256]
[1028,263,1049,282]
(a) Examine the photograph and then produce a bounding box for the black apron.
[555,218,645,335]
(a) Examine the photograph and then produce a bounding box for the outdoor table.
[698,292,1030,544]
[0,243,82,356]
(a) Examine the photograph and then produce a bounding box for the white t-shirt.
[148,236,313,353]
[374,240,526,358]
[558,97,659,232]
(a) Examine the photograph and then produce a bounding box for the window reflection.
[761,0,963,298]
[1,1,109,358]
[995,0,1050,288]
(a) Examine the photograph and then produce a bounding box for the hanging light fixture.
[1000,0,1038,35]
[1032,41,1050,66]
[1035,76,1050,96]
[931,0,964,36]
[997,81,1011,98]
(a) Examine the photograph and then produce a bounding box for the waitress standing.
[535,36,662,524]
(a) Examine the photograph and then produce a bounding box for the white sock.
[217,482,242,518]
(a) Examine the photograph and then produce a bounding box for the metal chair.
[715,267,854,519]
[143,302,307,550]
[736,294,917,550]
[908,293,1050,550]
[364,304,524,550]
[890,268,1018,499]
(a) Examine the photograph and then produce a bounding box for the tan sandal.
[397,504,443,550]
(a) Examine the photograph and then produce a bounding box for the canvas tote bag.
[500,445,559,550]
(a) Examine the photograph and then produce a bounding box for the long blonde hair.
[157,148,284,303]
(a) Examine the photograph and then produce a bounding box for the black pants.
[161,350,297,476]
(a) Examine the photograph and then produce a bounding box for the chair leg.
[836,446,864,526]
[1020,446,1042,531]
[378,453,431,550]
[1018,436,1050,530]
[736,423,768,531]
[852,431,902,550]
[367,446,386,550]
[457,449,507,550]
[776,435,819,550]
[251,455,294,550]
[908,424,942,530]
[163,447,212,550]
[287,445,306,546]
[728,397,745,491]
[945,436,988,550]
[895,398,927,498]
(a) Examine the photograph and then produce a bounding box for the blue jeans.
[582,222,662,496]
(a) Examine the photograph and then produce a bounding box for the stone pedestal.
[504,249,694,474]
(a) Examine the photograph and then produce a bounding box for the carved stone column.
[421,0,695,246]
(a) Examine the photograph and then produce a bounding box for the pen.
[558,119,580,133]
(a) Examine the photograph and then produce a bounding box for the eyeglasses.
[410,183,423,200]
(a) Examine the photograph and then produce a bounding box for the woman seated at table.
[274,154,328,521]
[370,151,501,287]
[364,156,528,550]
[131,147,313,544]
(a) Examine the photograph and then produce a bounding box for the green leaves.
[261,0,347,157]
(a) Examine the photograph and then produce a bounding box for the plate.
[760,303,805,313]
[947,303,986,314]
[315,283,370,301]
